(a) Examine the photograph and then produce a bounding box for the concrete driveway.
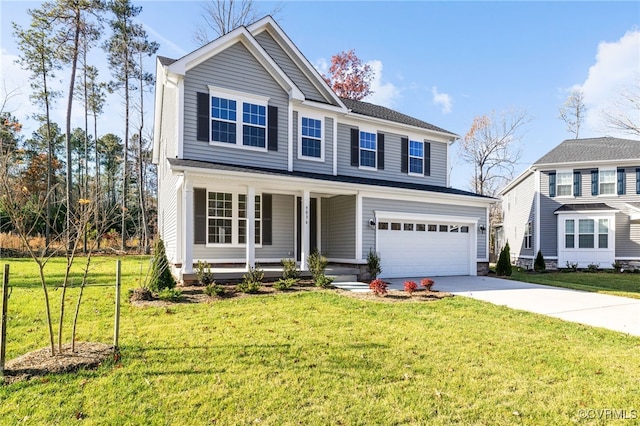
[385,275,640,337]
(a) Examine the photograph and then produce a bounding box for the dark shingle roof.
[158,56,177,66]
[534,137,640,165]
[340,98,456,137]
[168,159,493,200]
[554,203,616,213]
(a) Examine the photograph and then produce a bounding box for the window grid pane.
[242,125,266,147]
[556,172,572,196]
[600,170,616,194]
[242,103,266,126]
[359,131,376,167]
[360,150,376,168]
[212,97,237,121]
[302,137,321,158]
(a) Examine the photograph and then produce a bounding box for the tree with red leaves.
[323,49,373,100]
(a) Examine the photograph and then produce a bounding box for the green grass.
[510,269,640,299]
[1,256,639,425]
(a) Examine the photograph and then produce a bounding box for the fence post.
[113,260,121,352]
[1,264,9,377]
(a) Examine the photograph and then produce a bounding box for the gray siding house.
[153,16,494,281]
[500,137,640,269]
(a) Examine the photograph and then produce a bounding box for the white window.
[300,116,322,159]
[556,172,573,196]
[598,219,609,249]
[209,88,269,150]
[207,192,261,245]
[578,219,594,249]
[359,131,376,168]
[409,140,423,175]
[599,169,616,195]
[524,222,532,249]
[565,219,575,248]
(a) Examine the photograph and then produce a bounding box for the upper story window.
[300,116,322,159]
[197,88,274,151]
[242,103,266,148]
[599,169,616,195]
[359,131,377,168]
[524,222,532,249]
[556,172,573,196]
[409,140,424,175]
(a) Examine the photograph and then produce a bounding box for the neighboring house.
[500,137,640,269]
[152,16,494,282]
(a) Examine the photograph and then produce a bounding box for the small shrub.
[612,261,623,272]
[149,238,176,292]
[157,288,182,302]
[314,274,333,288]
[307,250,328,280]
[274,277,298,291]
[421,278,435,291]
[195,260,215,286]
[403,280,418,295]
[238,265,264,294]
[496,242,513,277]
[585,263,599,273]
[281,258,300,280]
[534,250,546,272]
[204,283,225,297]
[366,249,382,280]
[565,261,578,272]
[369,278,388,296]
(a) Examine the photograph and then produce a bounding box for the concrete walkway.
[339,276,640,336]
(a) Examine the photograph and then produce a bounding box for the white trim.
[534,159,640,169]
[375,211,481,225]
[534,170,541,255]
[517,255,536,260]
[485,204,490,262]
[176,180,184,265]
[340,113,458,143]
[293,195,298,262]
[177,76,184,158]
[356,193,363,260]
[297,112,325,162]
[183,180,194,274]
[246,186,256,269]
[287,103,293,172]
[317,197,322,253]
[327,258,367,264]
[332,115,338,176]
[500,167,534,195]
[207,85,270,104]
[301,190,310,270]
[615,257,640,260]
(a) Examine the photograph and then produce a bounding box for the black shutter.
[350,128,359,167]
[267,105,278,151]
[401,137,408,173]
[549,172,556,198]
[591,170,599,196]
[636,168,640,194]
[262,194,272,245]
[617,168,625,195]
[377,133,385,170]
[573,170,581,197]
[194,188,206,244]
[424,142,431,176]
[197,92,209,142]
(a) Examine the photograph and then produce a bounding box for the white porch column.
[300,189,311,271]
[246,186,256,270]
[355,193,363,261]
[183,180,194,274]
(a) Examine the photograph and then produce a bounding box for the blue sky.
[1,1,639,191]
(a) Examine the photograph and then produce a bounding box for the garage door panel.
[377,221,471,278]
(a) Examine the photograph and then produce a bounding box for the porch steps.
[331,282,371,293]
[325,267,360,283]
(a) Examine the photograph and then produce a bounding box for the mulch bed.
[2,342,116,385]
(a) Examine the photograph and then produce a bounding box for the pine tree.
[534,250,546,272]
[149,238,176,292]
[496,242,512,277]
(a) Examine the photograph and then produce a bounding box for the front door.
[296,197,317,261]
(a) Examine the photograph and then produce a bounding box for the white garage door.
[377,221,472,278]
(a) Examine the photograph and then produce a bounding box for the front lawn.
[510,269,640,299]
[1,257,639,424]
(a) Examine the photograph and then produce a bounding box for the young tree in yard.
[193,0,283,45]
[600,78,640,138]
[323,49,373,101]
[558,88,586,139]
[460,109,530,197]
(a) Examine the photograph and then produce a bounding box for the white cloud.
[314,57,329,76]
[577,29,640,136]
[364,59,400,108]
[431,86,453,114]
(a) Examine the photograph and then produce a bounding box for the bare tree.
[460,109,530,197]
[193,0,283,45]
[559,88,586,139]
[600,78,640,138]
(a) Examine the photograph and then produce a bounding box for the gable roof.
[533,137,640,165]
[341,98,457,137]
